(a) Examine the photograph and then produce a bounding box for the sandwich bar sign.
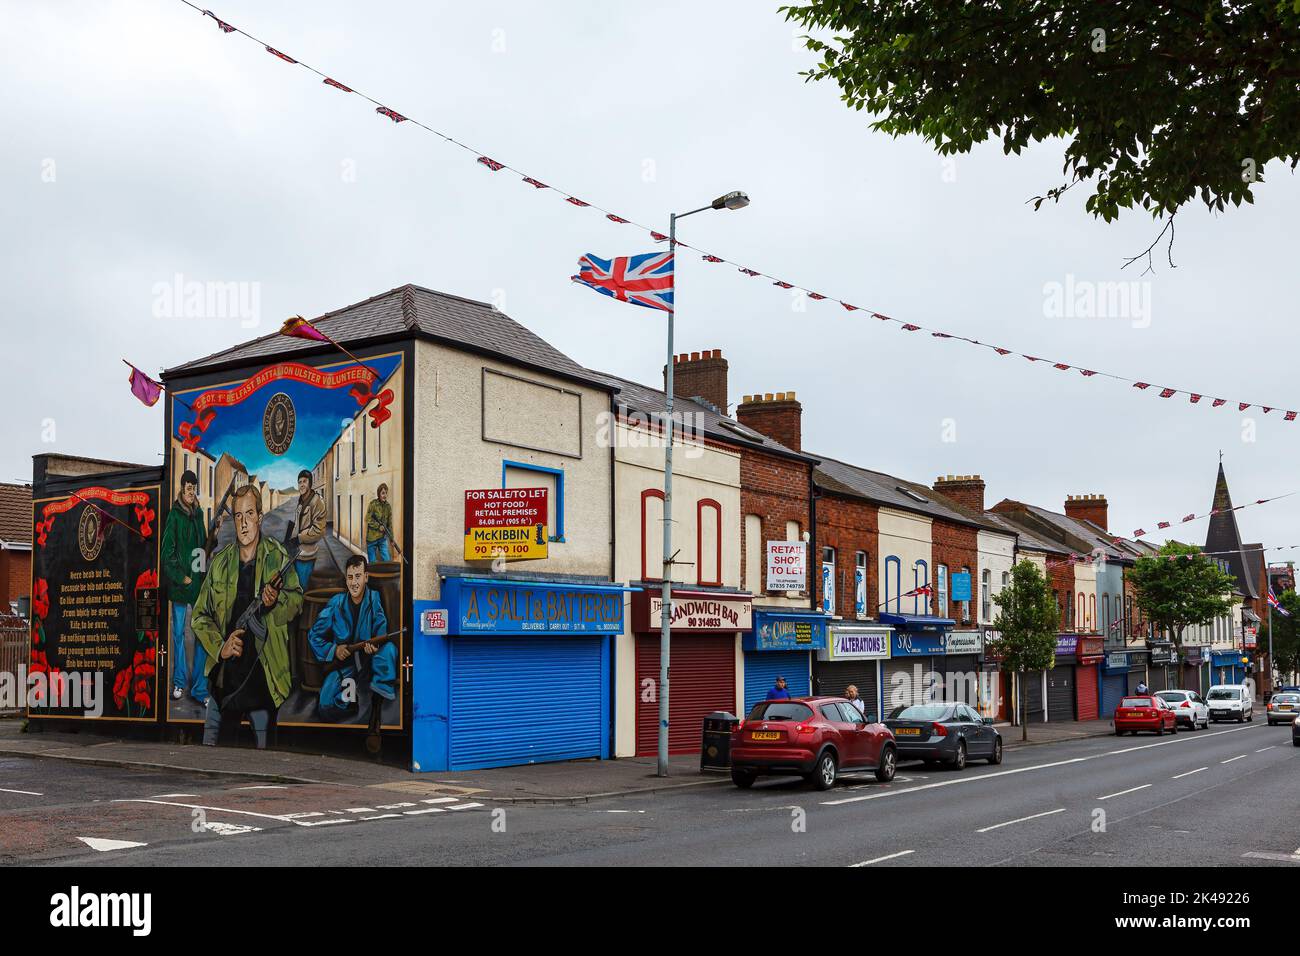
[464,488,549,561]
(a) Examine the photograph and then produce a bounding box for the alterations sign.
[766,540,807,591]
[464,488,549,561]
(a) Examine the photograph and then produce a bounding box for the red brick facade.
[667,350,729,413]
[930,518,980,622]
[738,393,802,454]
[1049,558,1077,633]
[1063,494,1108,531]
[813,491,879,616]
[0,550,31,610]
[740,447,814,595]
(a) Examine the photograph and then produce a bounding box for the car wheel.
[1155,723,1163,736]
[950,741,967,771]
[730,769,756,789]
[811,751,837,791]
[874,745,897,783]
[1115,728,1125,736]
[1247,710,1253,722]
[988,737,1003,765]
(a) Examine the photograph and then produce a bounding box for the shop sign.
[1106,651,1130,671]
[766,541,806,591]
[950,572,972,602]
[464,488,549,561]
[1149,643,1175,664]
[633,589,753,633]
[1055,634,1079,656]
[420,608,449,636]
[891,633,945,657]
[1077,636,1105,663]
[749,611,829,652]
[945,630,983,656]
[1244,626,1258,648]
[442,579,624,635]
[821,627,891,661]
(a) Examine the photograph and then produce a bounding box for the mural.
[29,483,162,721]
[166,352,405,738]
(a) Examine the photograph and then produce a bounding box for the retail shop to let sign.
[464,487,549,561]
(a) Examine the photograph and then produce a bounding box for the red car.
[1114,695,1178,736]
[730,696,897,790]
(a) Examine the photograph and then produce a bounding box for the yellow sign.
[463,524,549,560]
[464,487,550,561]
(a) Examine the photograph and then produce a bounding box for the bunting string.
[172,2,1298,421]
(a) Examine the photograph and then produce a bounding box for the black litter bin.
[701,711,738,771]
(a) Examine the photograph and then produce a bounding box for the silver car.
[1266,692,1300,725]
[1155,689,1209,730]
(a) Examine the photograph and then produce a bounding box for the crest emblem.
[263,392,296,455]
[78,506,104,562]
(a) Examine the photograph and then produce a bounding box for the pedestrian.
[1136,679,1150,695]
[844,684,866,716]
[767,675,791,701]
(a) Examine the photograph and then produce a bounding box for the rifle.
[326,627,406,672]
[204,476,239,555]
[377,520,408,566]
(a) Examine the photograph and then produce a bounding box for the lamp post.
[658,190,749,778]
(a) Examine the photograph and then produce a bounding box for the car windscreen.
[1206,689,1238,700]
[1154,692,1184,702]
[1120,697,1155,708]
[746,702,814,722]
[887,704,952,721]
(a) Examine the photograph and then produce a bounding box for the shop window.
[980,569,991,623]
[503,460,564,541]
[854,551,868,619]
[913,560,929,615]
[960,565,970,622]
[937,564,949,618]
[641,488,665,582]
[885,556,901,613]
[822,546,836,616]
[697,499,722,586]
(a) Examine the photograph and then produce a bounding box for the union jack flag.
[376,106,407,123]
[994,348,1012,355]
[650,232,668,241]
[773,281,793,289]
[523,177,548,189]
[1239,402,1250,411]
[1189,393,1202,404]
[266,47,297,63]
[606,214,629,224]
[1212,398,1226,407]
[477,156,504,172]
[1159,388,1176,398]
[572,252,674,313]
[1182,513,1195,522]
[840,302,859,310]
[1288,411,1298,421]
[1134,382,1151,390]
[205,10,236,32]
[872,313,893,321]
[1158,521,1170,529]
[901,324,921,332]
[1080,369,1096,376]
[1053,363,1070,370]
[702,255,724,263]
[565,197,589,207]
[739,268,760,277]
[323,77,353,93]
[808,292,826,300]
[1269,587,1291,617]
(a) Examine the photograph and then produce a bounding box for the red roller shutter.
[636,634,735,756]
[1076,663,1099,722]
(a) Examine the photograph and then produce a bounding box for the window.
[854,552,868,619]
[336,495,341,537]
[980,569,991,623]
[377,420,383,466]
[1089,593,1096,632]
[350,428,356,474]
[960,566,970,622]
[503,460,564,541]
[697,499,722,586]
[744,514,762,592]
[641,488,665,582]
[937,565,949,618]
[885,556,902,613]
[1077,593,1085,631]
[334,447,340,481]
[913,560,929,614]
[822,547,836,616]
[361,418,367,471]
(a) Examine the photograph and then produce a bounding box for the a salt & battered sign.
[464,488,549,561]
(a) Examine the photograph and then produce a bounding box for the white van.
[1205,684,1253,723]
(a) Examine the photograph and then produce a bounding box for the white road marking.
[420,797,459,804]
[446,802,483,811]
[149,793,197,798]
[0,788,42,796]
[603,809,647,813]
[375,802,417,809]
[849,849,914,867]
[360,813,403,821]
[1220,754,1247,764]
[293,817,355,827]
[1256,747,1276,753]
[344,807,377,814]
[1171,767,1207,779]
[976,807,1066,834]
[403,807,446,815]
[231,785,287,790]
[78,836,147,852]
[113,798,292,822]
[1243,851,1300,864]
[1098,784,1151,801]
[200,821,262,836]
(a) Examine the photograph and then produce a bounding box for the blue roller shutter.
[743,651,811,716]
[450,637,608,770]
[1101,673,1126,717]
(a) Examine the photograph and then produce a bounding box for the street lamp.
[658,190,750,778]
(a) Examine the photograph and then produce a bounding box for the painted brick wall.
[739,447,813,594]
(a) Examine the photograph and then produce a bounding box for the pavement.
[1000,717,1117,749]
[2,716,1295,867]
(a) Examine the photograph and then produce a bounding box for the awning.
[437,575,631,635]
[879,613,955,634]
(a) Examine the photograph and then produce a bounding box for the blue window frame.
[913,559,929,614]
[501,460,565,542]
[885,555,901,613]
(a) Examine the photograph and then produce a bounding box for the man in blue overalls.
[308,554,396,724]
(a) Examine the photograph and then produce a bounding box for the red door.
[1076,663,1099,721]
[636,634,736,756]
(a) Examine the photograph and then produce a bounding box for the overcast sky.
[3,1,1295,558]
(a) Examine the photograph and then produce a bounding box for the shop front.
[1182,645,1206,693]
[742,609,831,714]
[630,587,751,756]
[1046,635,1078,722]
[981,627,1009,721]
[412,576,626,772]
[1211,649,1247,686]
[1075,636,1104,721]
[944,629,984,708]
[880,613,953,712]
[1101,650,1135,717]
[1148,642,1177,691]
[813,624,892,718]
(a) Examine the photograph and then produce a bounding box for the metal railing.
[0,621,28,716]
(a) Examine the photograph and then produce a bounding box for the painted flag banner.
[266,47,297,63]
[572,251,674,313]
[204,10,236,33]
[477,156,504,172]
[565,197,589,207]
[523,177,548,189]
[279,315,330,343]
[1182,513,1195,522]
[606,214,629,224]
[127,364,162,407]
[322,77,353,92]
[376,106,407,122]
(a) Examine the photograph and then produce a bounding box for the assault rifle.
[203,476,239,555]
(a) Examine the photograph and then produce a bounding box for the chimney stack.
[736,391,802,452]
[664,349,728,414]
[1064,493,1109,531]
[933,475,986,514]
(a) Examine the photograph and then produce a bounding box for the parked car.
[1205,684,1254,723]
[882,701,1002,770]
[730,697,897,791]
[1266,692,1300,725]
[1114,695,1178,735]
[1154,689,1209,730]
[1292,716,1300,747]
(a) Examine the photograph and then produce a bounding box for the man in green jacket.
[192,484,302,748]
[365,482,393,563]
[160,470,209,704]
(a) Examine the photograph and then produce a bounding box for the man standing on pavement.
[767,676,791,701]
[160,470,209,706]
[192,484,302,748]
[293,469,327,590]
[364,482,392,564]
[307,554,396,729]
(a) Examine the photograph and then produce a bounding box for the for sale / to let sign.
[464,488,549,561]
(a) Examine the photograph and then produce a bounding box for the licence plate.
[750,731,781,741]
[1279,705,1293,711]
[894,727,922,736]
